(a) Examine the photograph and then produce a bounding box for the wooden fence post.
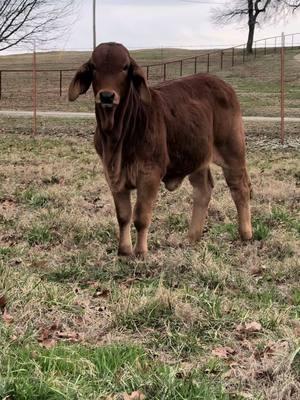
[280,32,285,145]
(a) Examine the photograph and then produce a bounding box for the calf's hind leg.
[222,167,252,240]
[188,168,214,242]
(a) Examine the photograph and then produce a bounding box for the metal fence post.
[194,57,197,74]
[59,70,63,96]
[0,71,2,100]
[146,66,149,80]
[232,47,235,67]
[280,32,285,144]
[163,63,166,81]
[180,60,183,76]
[32,41,37,136]
[220,51,224,70]
[207,54,210,72]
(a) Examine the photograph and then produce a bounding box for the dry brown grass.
[0,118,299,399]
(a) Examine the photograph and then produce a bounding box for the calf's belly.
[163,143,212,190]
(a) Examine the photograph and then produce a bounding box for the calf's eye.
[123,64,129,71]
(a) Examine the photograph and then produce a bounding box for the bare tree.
[0,0,77,51]
[212,0,296,54]
[284,0,300,9]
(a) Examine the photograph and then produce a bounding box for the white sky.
[61,0,300,51]
[5,0,300,53]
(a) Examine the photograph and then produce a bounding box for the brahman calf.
[69,42,252,256]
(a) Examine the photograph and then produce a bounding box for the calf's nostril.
[100,91,115,104]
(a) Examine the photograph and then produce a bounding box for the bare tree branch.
[283,0,300,9]
[0,0,78,51]
[211,0,299,54]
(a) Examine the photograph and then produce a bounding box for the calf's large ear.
[69,61,93,101]
[130,58,151,105]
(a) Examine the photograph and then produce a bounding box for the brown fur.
[69,42,252,256]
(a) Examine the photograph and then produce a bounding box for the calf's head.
[69,42,151,130]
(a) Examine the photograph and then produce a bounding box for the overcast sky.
[6,0,300,53]
[62,0,300,50]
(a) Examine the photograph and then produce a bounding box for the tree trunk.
[247,20,255,54]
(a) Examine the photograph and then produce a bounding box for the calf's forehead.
[91,43,130,69]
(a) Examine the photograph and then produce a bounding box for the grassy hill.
[0,47,299,117]
[0,48,207,69]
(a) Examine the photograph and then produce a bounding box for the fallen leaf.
[2,309,14,324]
[212,346,235,359]
[250,265,265,276]
[236,321,262,335]
[292,321,300,337]
[0,295,7,311]
[123,392,145,400]
[38,328,51,342]
[39,338,57,349]
[107,391,146,400]
[93,288,110,298]
[57,330,79,341]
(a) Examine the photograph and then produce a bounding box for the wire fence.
[0,32,299,140]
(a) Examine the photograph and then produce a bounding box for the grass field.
[0,47,299,117]
[0,117,299,399]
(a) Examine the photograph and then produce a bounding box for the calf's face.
[69,42,151,130]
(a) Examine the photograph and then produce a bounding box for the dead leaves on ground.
[212,346,236,359]
[106,391,145,400]
[0,294,14,325]
[0,294,7,310]
[236,321,262,337]
[38,323,80,349]
[2,309,14,324]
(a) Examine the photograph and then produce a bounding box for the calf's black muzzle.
[100,91,115,105]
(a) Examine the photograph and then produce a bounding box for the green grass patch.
[26,225,56,246]
[167,213,189,233]
[271,207,300,235]
[253,219,271,241]
[20,187,50,208]
[210,223,237,240]
[0,343,228,400]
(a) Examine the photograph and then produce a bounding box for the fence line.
[0,32,299,100]
[0,32,299,142]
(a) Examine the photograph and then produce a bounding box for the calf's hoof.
[118,246,133,257]
[239,229,253,241]
[188,230,203,243]
[134,248,147,259]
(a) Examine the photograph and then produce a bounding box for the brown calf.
[69,42,252,256]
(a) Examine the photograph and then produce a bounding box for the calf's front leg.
[112,190,133,256]
[134,173,160,256]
